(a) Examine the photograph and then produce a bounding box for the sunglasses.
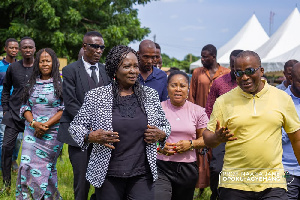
[234,66,261,77]
[85,43,105,50]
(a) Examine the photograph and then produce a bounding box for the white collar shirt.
[82,56,99,82]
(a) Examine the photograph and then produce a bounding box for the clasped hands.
[89,125,166,149]
[32,121,49,139]
[160,140,192,156]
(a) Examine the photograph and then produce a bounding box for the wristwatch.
[84,132,90,143]
[189,140,194,151]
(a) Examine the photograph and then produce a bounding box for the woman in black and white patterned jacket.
[69,45,171,200]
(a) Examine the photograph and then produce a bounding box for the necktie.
[90,66,98,84]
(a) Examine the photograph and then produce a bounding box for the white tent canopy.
[257,8,300,72]
[217,15,269,66]
[189,59,202,71]
[261,44,300,72]
[189,14,269,71]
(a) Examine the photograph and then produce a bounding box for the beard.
[140,65,152,72]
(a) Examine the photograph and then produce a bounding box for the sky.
[129,0,300,60]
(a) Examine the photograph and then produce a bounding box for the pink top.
[158,100,209,162]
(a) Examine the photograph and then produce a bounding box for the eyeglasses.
[85,43,105,50]
[234,66,261,77]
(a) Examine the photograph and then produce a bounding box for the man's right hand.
[89,129,120,149]
[214,120,237,143]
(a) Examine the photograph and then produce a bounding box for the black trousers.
[219,187,288,200]
[95,174,154,200]
[286,174,300,200]
[209,143,225,200]
[1,125,20,185]
[154,160,199,200]
[68,144,93,200]
[210,166,221,200]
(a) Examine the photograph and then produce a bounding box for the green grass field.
[0,144,211,199]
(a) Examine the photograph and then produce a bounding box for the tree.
[162,53,200,72]
[183,53,200,63]
[0,0,152,62]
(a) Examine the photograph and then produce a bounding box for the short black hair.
[235,50,261,66]
[5,38,18,47]
[168,70,189,85]
[84,31,103,39]
[20,36,34,43]
[20,37,35,47]
[155,42,161,50]
[284,59,298,71]
[167,67,180,74]
[230,49,243,58]
[202,44,217,57]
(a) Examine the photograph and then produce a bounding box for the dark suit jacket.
[57,59,110,146]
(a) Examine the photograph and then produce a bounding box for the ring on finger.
[166,153,169,156]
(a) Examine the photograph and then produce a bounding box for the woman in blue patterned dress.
[16,48,64,200]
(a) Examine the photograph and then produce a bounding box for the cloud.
[197,18,203,23]
[221,28,229,33]
[183,37,195,42]
[180,25,205,31]
[170,14,178,19]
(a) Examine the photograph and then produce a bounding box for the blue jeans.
[0,111,5,169]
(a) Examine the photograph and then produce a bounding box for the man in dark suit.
[58,31,110,200]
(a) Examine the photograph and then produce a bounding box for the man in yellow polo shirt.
[203,50,300,200]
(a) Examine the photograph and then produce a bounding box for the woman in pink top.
[155,71,209,200]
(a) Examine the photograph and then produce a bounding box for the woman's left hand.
[33,122,49,138]
[174,140,191,153]
[144,125,166,144]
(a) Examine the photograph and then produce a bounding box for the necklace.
[167,100,184,121]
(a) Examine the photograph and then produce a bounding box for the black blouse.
[107,94,150,177]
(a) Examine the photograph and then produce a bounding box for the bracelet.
[189,140,194,151]
[30,119,36,128]
[156,142,163,155]
[156,141,160,151]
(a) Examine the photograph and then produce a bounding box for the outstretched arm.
[203,120,237,148]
